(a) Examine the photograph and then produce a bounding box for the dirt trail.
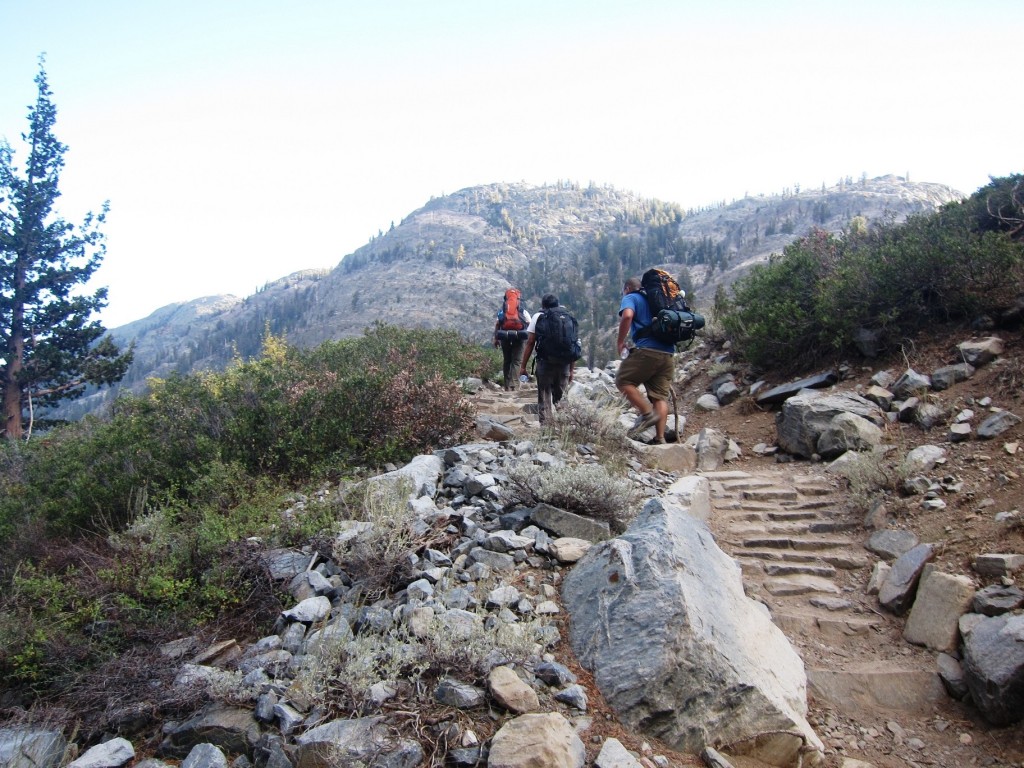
[702,461,1024,767]
[472,381,1024,768]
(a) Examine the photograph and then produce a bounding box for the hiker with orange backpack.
[493,287,532,391]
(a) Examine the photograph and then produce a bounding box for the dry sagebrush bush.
[506,462,636,533]
[330,478,420,602]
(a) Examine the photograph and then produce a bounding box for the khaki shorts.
[615,347,675,401]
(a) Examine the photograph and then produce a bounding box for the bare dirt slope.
[478,324,1024,768]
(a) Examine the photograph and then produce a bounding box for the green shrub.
[0,324,487,699]
[0,325,482,549]
[721,229,838,372]
[721,176,1024,372]
[0,562,107,689]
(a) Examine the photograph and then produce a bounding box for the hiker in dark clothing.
[493,289,532,390]
[519,293,576,425]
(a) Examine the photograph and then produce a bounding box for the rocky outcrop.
[775,390,885,459]
[962,613,1024,726]
[562,496,824,767]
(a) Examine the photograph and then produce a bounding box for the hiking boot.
[627,411,658,436]
[645,436,666,445]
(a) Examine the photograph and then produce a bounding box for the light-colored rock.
[890,369,931,398]
[181,743,227,768]
[695,393,721,411]
[562,495,824,767]
[903,571,976,652]
[776,390,884,458]
[549,537,591,563]
[294,716,423,768]
[901,444,946,474]
[488,666,540,714]
[808,663,946,715]
[816,412,883,459]
[595,738,643,768]
[948,422,972,442]
[487,713,586,768]
[663,475,711,522]
[282,595,331,624]
[642,441,697,474]
[531,503,611,542]
[694,427,730,471]
[0,729,67,768]
[955,336,1003,366]
[866,562,891,595]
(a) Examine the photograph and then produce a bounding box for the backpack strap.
[628,290,654,339]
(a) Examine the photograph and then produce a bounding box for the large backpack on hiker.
[535,306,582,362]
[636,268,705,346]
[497,288,528,331]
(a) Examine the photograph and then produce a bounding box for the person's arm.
[519,334,536,375]
[617,307,634,357]
[493,319,501,348]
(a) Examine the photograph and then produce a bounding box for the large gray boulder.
[962,613,1024,726]
[816,412,883,459]
[561,494,824,767]
[776,390,885,458]
[361,453,445,501]
[0,729,66,768]
[294,716,424,768]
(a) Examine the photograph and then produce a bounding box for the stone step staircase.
[474,382,540,428]
[469,388,947,720]
[700,467,947,719]
[704,469,868,608]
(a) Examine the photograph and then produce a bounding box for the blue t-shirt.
[619,292,675,353]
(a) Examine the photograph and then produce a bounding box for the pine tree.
[0,59,131,439]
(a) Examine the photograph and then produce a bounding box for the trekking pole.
[671,379,679,443]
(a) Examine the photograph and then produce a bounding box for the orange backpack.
[499,289,527,331]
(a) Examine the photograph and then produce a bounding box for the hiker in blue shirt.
[616,276,675,444]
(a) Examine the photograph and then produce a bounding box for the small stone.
[958,732,973,745]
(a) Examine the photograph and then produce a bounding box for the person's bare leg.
[652,397,669,441]
[617,382,651,417]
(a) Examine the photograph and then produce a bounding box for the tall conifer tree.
[0,59,131,439]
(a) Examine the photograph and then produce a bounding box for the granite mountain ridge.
[58,176,961,420]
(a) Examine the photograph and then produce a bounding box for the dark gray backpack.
[535,307,582,361]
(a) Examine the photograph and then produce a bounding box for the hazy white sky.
[2,0,1021,328]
